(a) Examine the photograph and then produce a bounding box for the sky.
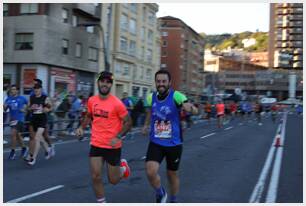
[157,3,270,35]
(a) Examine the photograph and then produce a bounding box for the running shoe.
[120,159,130,179]
[27,158,36,166]
[23,154,31,162]
[156,188,167,203]
[45,147,52,160]
[21,147,28,158]
[51,145,56,156]
[8,150,16,160]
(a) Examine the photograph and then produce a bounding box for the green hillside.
[200,31,268,52]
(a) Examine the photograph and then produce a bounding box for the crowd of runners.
[3,69,300,203]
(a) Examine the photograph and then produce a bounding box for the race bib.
[154,120,172,139]
[10,120,18,126]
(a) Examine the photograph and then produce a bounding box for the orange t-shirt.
[216,103,225,115]
[87,94,128,149]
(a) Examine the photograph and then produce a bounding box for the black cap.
[33,83,42,89]
[97,71,113,83]
[33,78,43,85]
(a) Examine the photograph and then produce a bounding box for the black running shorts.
[146,142,183,171]
[89,145,121,166]
[31,114,47,132]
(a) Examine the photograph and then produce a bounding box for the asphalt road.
[3,111,303,203]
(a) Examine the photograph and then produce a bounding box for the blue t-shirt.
[149,89,182,147]
[5,95,28,122]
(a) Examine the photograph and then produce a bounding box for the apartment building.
[268,3,303,70]
[3,3,101,98]
[159,16,205,102]
[101,3,160,99]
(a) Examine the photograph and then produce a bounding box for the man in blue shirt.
[142,70,198,203]
[4,85,28,159]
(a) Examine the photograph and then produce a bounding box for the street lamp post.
[77,22,110,95]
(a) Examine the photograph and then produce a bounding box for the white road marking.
[7,185,64,203]
[249,112,287,203]
[265,112,287,203]
[200,133,216,139]
[224,126,233,130]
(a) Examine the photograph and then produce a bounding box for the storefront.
[50,67,76,99]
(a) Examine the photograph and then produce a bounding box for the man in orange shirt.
[76,71,132,203]
[216,100,225,128]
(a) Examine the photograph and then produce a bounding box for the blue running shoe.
[21,147,28,158]
[8,150,16,160]
[156,188,167,203]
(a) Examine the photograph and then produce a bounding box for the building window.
[132,65,137,79]
[122,63,130,76]
[162,50,167,57]
[162,40,167,47]
[161,31,168,37]
[75,43,82,57]
[62,8,68,23]
[20,3,38,14]
[129,18,137,35]
[161,64,167,68]
[147,29,153,45]
[146,49,152,62]
[4,3,8,16]
[141,27,145,41]
[130,3,137,13]
[88,47,98,61]
[146,68,152,80]
[86,26,94,33]
[148,10,155,25]
[120,13,128,32]
[115,62,121,75]
[15,33,34,50]
[142,6,147,22]
[120,37,128,53]
[140,46,145,59]
[62,39,69,54]
[72,15,78,27]
[129,40,136,56]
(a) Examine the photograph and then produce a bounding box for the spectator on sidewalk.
[55,96,70,135]
[66,93,82,135]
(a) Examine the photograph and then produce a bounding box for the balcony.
[291,15,303,21]
[289,35,303,41]
[293,62,302,68]
[293,8,303,13]
[294,49,303,54]
[73,4,100,20]
[293,55,303,61]
[289,28,302,34]
[289,21,303,27]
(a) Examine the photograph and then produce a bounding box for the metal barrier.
[3,117,87,137]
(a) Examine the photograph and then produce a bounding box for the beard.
[98,85,111,96]
[157,85,169,95]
